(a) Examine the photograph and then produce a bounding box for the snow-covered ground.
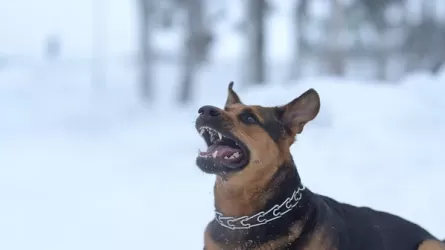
[0,63,444,249]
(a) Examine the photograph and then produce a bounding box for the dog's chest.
[204,227,336,250]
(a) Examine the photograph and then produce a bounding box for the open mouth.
[197,126,249,172]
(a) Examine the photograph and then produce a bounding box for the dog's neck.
[213,161,303,217]
[207,160,317,248]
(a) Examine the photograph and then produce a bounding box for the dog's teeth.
[199,129,205,136]
[233,152,240,158]
[224,156,229,159]
[218,132,223,140]
[212,151,218,158]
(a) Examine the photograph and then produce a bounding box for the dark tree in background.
[245,0,266,85]
[404,1,445,74]
[358,0,405,79]
[327,0,346,76]
[133,0,445,105]
[138,0,153,102]
[289,0,308,81]
[45,34,62,61]
[178,0,212,104]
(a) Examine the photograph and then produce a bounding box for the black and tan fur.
[195,82,444,250]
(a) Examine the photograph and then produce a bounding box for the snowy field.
[0,63,444,250]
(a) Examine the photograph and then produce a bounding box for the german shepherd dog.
[195,82,444,250]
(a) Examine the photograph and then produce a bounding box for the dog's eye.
[239,113,258,125]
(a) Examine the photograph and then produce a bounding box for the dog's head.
[195,82,320,181]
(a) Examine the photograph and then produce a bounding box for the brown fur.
[211,83,319,219]
[201,83,321,249]
[214,103,285,217]
[418,240,445,250]
[253,222,336,250]
[204,227,223,250]
[300,226,335,250]
[200,83,442,250]
[252,222,304,250]
[204,213,335,250]
[204,221,307,250]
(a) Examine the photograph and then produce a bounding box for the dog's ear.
[225,81,242,108]
[278,88,320,135]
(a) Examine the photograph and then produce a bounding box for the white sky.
[1,0,443,61]
[0,0,137,58]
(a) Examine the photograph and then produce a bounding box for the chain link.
[215,185,306,230]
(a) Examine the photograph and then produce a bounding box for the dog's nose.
[198,105,221,117]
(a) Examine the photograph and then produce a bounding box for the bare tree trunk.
[178,0,206,104]
[375,30,388,81]
[246,0,266,85]
[327,0,345,76]
[289,0,308,81]
[399,2,408,78]
[422,0,435,20]
[139,0,152,102]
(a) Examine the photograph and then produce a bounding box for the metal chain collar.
[215,185,306,230]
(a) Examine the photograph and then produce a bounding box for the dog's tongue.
[201,144,242,158]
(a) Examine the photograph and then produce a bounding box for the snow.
[0,63,444,249]
[1,0,445,248]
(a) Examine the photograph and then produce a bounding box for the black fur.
[200,97,442,249]
[257,107,287,142]
[206,158,440,249]
[209,164,311,248]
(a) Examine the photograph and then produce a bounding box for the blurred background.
[0,0,444,249]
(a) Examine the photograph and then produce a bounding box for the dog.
[194,82,444,250]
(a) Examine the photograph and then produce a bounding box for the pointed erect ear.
[225,81,242,108]
[278,88,320,135]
